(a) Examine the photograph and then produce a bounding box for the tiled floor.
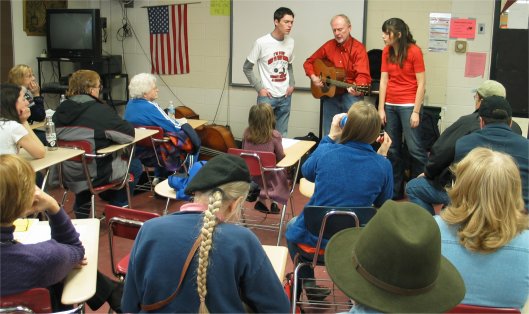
[47,181,326,313]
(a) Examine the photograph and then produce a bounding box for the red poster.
[450,18,476,39]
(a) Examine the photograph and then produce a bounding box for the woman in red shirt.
[377,18,427,199]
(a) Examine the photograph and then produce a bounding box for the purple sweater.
[0,209,85,296]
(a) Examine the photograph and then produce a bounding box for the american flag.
[147,4,189,75]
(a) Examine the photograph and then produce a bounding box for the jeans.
[322,94,363,136]
[384,105,428,197]
[257,95,291,137]
[406,176,450,215]
[73,158,143,218]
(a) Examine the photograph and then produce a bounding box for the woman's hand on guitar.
[310,75,323,87]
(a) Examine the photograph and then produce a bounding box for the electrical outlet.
[124,0,134,8]
[478,23,485,34]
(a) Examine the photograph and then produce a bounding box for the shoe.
[108,281,124,313]
[304,285,331,302]
[254,201,270,214]
[270,202,281,214]
[151,177,160,186]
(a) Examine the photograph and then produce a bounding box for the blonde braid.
[197,190,223,314]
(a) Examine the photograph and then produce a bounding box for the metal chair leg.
[90,194,96,219]
[163,197,170,216]
[276,204,288,246]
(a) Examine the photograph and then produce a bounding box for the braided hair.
[196,181,249,313]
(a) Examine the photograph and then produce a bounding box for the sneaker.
[304,285,331,302]
[151,177,160,186]
[254,200,270,214]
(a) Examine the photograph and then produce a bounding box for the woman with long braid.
[122,154,290,313]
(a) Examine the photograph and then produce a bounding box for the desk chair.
[0,288,83,314]
[57,139,134,219]
[104,205,160,281]
[291,206,376,314]
[133,125,169,193]
[228,148,294,246]
[446,304,521,314]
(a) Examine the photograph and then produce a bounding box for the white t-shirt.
[246,33,295,97]
[0,120,28,155]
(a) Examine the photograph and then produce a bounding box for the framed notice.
[23,0,67,36]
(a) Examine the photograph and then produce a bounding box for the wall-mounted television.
[46,9,102,58]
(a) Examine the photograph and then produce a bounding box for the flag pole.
[141,2,201,8]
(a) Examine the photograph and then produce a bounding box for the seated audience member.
[0,84,46,158]
[124,73,200,181]
[122,154,289,313]
[285,101,393,299]
[0,155,124,313]
[242,103,289,214]
[325,200,465,313]
[53,70,142,218]
[436,147,529,309]
[454,96,529,208]
[7,64,46,124]
[406,80,522,214]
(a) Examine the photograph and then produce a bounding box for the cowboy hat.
[325,200,465,313]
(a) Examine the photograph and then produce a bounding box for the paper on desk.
[13,218,37,232]
[282,138,299,149]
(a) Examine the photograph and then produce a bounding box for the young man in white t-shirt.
[243,7,295,136]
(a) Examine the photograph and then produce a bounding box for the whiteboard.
[230,0,367,89]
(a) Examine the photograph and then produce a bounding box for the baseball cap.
[473,80,506,98]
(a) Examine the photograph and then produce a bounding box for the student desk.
[299,178,315,198]
[262,245,288,281]
[13,219,100,305]
[97,128,159,154]
[19,147,84,191]
[186,119,207,129]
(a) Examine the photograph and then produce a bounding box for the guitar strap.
[140,235,202,312]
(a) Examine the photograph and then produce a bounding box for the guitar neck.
[325,78,356,89]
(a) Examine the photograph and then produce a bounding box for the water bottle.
[60,94,66,104]
[45,116,58,150]
[340,115,348,128]
[167,101,175,119]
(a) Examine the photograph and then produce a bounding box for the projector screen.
[230,0,367,89]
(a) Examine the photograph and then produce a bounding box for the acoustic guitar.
[195,124,237,160]
[311,59,370,99]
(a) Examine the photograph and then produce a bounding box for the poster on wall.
[449,18,476,39]
[428,13,451,52]
[23,0,67,36]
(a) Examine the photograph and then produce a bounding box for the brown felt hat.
[185,154,250,194]
[325,200,465,313]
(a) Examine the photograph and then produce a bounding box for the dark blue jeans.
[322,94,363,136]
[257,95,292,137]
[384,105,428,197]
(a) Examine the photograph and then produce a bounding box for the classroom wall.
[11,0,528,138]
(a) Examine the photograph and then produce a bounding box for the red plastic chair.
[228,148,293,245]
[0,287,83,313]
[104,205,160,281]
[446,304,521,313]
[57,139,134,218]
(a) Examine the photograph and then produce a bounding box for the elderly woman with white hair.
[124,73,183,132]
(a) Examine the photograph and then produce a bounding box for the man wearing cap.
[454,95,529,208]
[324,200,465,313]
[406,80,522,214]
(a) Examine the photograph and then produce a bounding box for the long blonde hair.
[441,147,528,252]
[245,103,275,144]
[196,181,249,313]
[0,155,35,224]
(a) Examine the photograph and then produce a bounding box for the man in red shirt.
[304,14,371,136]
